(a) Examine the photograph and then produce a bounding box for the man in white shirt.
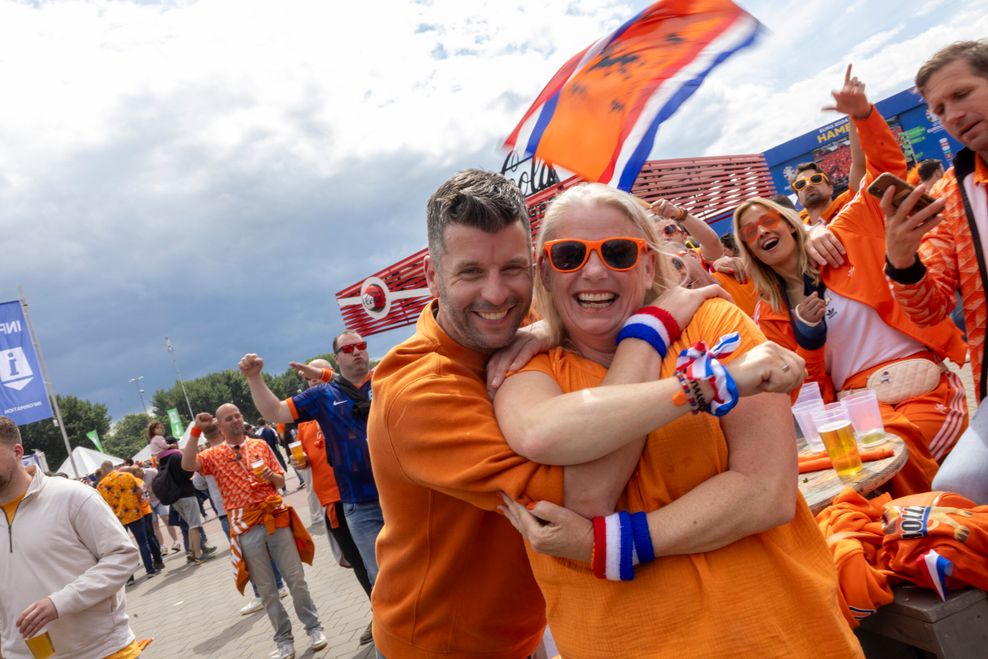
[0,415,140,658]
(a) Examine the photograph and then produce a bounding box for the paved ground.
[126,472,373,659]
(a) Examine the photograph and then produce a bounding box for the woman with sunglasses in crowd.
[734,191,967,496]
[734,71,969,496]
[492,183,860,658]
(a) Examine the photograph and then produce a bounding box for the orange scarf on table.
[228,494,314,594]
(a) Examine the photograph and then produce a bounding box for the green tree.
[104,412,158,460]
[18,395,111,468]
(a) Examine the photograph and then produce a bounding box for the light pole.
[164,337,195,420]
[129,376,149,416]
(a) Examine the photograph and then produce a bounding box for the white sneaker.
[308,629,328,651]
[278,585,289,599]
[239,597,263,615]
[273,642,295,659]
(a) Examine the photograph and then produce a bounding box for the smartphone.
[866,172,936,211]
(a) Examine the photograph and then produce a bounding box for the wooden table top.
[798,434,908,515]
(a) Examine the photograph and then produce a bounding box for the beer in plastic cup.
[250,459,266,480]
[841,390,886,446]
[25,631,54,659]
[811,407,863,478]
[289,441,306,466]
[792,400,825,452]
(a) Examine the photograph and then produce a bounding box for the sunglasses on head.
[739,209,784,244]
[662,223,686,237]
[792,172,830,191]
[337,341,367,354]
[543,237,649,273]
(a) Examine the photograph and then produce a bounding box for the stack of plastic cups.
[792,382,825,453]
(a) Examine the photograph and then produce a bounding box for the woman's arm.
[495,339,805,465]
[499,392,799,560]
[647,391,797,555]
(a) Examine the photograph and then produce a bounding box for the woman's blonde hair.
[732,197,819,311]
[534,183,677,345]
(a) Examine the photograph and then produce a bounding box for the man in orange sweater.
[369,170,740,658]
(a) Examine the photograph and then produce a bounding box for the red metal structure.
[336,153,775,336]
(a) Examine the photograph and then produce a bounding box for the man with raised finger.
[885,40,988,404]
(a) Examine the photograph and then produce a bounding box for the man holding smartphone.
[884,40,988,404]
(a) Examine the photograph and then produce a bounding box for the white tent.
[131,422,196,463]
[57,446,125,478]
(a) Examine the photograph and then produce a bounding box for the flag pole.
[17,286,79,477]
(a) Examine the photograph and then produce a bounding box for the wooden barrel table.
[798,435,908,515]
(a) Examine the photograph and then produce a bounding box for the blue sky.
[1,0,986,424]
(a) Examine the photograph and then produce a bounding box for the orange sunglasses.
[738,209,784,244]
[543,237,649,273]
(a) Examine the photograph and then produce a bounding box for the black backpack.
[151,450,184,505]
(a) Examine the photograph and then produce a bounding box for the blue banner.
[0,300,53,426]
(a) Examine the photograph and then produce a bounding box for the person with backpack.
[152,438,208,565]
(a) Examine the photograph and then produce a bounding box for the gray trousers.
[238,524,322,644]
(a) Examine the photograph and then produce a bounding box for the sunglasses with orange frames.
[543,237,649,273]
[791,172,830,191]
[738,209,784,244]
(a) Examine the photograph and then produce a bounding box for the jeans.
[126,513,163,574]
[238,524,322,644]
[326,502,372,597]
[343,501,383,587]
[221,515,285,595]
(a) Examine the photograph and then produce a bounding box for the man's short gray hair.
[426,169,530,259]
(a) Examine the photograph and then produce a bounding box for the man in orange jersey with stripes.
[182,405,326,659]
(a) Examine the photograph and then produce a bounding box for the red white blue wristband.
[592,511,652,581]
[676,332,741,417]
[616,307,681,358]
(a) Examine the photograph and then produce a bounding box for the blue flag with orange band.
[504,0,762,190]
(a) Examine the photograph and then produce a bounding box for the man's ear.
[424,255,440,298]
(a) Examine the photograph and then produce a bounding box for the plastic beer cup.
[250,459,266,480]
[25,632,54,659]
[792,400,825,452]
[811,407,863,479]
[289,441,306,466]
[841,390,886,446]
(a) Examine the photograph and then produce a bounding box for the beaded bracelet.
[616,306,681,358]
[675,332,741,417]
[591,511,655,581]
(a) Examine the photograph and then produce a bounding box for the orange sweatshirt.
[368,302,565,659]
[518,300,861,658]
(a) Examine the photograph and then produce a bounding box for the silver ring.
[781,362,791,372]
